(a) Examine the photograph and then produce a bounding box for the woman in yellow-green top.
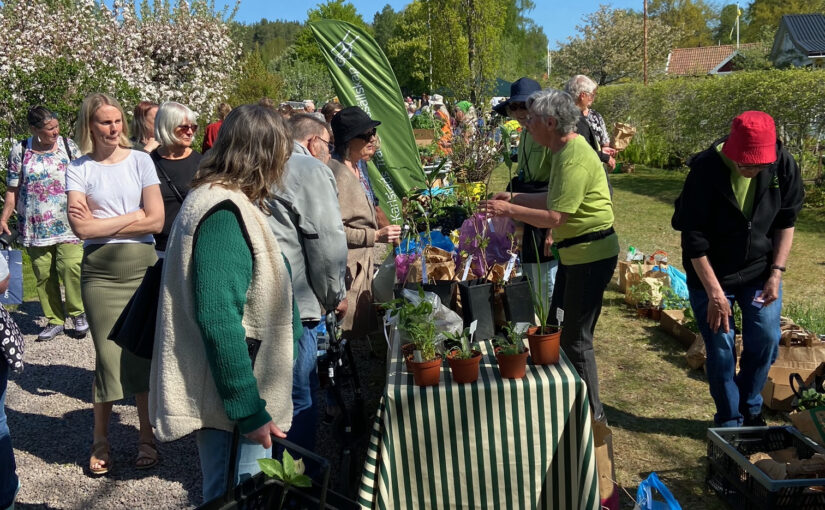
[482,88,618,422]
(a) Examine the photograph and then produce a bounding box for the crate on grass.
[707,426,825,510]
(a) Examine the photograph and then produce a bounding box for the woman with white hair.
[565,75,616,178]
[149,101,202,254]
[480,88,618,423]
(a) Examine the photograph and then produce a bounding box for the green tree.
[372,4,399,51]
[498,0,549,81]
[713,4,748,45]
[649,0,715,48]
[552,6,680,85]
[227,50,284,107]
[745,0,825,42]
[270,48,335,103]
[386,1,431,94]
[292,0,371,64]
[231,19,303,62]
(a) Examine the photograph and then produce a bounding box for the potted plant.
[407,318,441,386]
[524,241,561,365]
[629,283,656,318]
[383,288,436,374]
[443,327,482,384]
[495,322,530,379]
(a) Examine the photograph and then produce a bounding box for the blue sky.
[232,1,642,50]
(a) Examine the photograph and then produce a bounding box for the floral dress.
[6,137,81,247]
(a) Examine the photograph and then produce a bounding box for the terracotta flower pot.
[527,326,561,365]
[410,355,442,386]
[636,305,651,318]
[446,350,482,384]
[495,348,529,379]
[650,307,662,321]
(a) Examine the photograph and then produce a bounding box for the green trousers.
[27,243,84,325]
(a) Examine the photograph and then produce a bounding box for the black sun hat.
[493,77,542,116]
[331,106,382,146]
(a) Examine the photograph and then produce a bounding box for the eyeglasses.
[507,102,527,112]
[315,135,334,153]
[176,124,198,133]
[354,129,377,141]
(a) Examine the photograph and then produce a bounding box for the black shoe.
[743,413,767,427]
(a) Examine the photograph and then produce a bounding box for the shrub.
[596,69,825,178]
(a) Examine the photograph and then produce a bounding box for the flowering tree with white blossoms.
[0,0,241,168]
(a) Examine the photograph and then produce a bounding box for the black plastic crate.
[707,426,825,510]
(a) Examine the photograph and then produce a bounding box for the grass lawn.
[488,163,825,509]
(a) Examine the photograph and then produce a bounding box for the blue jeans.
[0,361,18,509]
[689,283,782,427]
[196,428,271,504]
[285,323,320,453]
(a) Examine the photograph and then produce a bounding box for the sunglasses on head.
[354,129,377,141]
[177,124,198,133]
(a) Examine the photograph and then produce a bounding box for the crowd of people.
[0,70,803,509]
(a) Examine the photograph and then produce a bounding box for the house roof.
[666,44,760,75]
[779,14,825,55]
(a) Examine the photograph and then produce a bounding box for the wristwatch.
[770,264,786,272]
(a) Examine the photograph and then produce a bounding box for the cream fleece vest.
[149,184,293,442]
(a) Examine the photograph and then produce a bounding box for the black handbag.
[0,304,24,372]
[107,259,163,359]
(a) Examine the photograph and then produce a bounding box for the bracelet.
[770,264,786,272]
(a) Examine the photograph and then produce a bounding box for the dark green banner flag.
[310,19,425,224]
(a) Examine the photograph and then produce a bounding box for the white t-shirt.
[66,150,160,246]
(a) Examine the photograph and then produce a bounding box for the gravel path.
[6,296,388,510]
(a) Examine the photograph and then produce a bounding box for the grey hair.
[564,75,598,98]
[155,101,198,147]
[527,89,581,135]
[289,113,330,142]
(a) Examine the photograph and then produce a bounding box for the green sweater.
[192,205,301,434]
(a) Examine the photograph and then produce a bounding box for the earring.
[36,136,42,144]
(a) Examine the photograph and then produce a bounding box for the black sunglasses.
[354,129,377,141]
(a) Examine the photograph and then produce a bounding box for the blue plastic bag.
[667,266,689,300]
[634,472,681,510]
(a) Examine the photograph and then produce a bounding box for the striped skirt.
[81,243,157,403]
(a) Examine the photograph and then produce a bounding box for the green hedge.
[595,69,825,178]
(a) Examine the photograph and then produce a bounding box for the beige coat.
[328,158,378,338]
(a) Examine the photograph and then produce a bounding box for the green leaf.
[292,474,313,488]
[282,449,296,477]
[257,458,284,480]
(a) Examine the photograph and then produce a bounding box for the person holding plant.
[150,105,297,503]
[493,78,558,316]
[149,101,202,254]
[129,101,159,153]
[672,111,803,427]
[480,88,618,422]
[328,107,401,340]
[1,106,87,342]
[66,93,164,474]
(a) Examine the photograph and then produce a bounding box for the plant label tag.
[514,322,530,335]
[502,253,518,282]
[556,308,564,325]
[487,217,496,233]
[413,350,423,363]
[469,320,478,340]
[461,254,473,280]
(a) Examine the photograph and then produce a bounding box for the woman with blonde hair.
[150,104,297,503]
[66,93,164,475]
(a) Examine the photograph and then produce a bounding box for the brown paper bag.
[611,122,636,151]
[617,260,654,293]
[405,246,456,283]
[790,406,825,448]
[592,419,619,510]
[686,335,706,369]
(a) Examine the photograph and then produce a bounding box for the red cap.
[721,111,777,165]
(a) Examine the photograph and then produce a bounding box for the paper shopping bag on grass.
[593,418,620,510]
[790,406,825,448]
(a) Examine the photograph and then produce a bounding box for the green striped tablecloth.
[358,330,600,509]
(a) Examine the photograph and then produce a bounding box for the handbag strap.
[153,155,185,203]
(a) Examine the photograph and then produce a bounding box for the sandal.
[136,441,159,470]
[90,439,111,475]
